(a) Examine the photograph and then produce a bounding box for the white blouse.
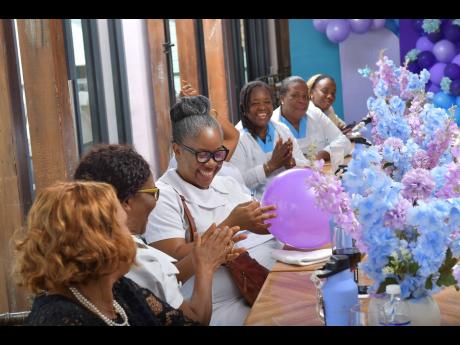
[125,236,183,309]
[271,103,352,157]
[230,121,310,200]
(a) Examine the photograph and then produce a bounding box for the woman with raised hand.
[144,95,282,325]
[231,80,310,200]
[73,144,242,325]
[271,76,352,162]
[15,181,204,325]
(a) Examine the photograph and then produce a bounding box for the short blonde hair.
[14,181,136,294]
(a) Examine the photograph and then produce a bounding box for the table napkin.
[271,248,332,266]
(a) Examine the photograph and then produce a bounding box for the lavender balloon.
[313,19,330,33]
[326,19,351,43]
[370,19,386,30]
[427,82,441,94]
[433,40,456,63]
[452,54,460,66]
[349,19,372,34]
[429,62,447,85]
[416,36,434,52]
[261,168,330,249]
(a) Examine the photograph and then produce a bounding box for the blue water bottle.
[317,255,358,326]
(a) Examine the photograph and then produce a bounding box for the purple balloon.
[416,36,434,52]
[408,61,421,73]
[429,62,447,85]
[417,50,436,69]
[452,54,460,66]
[349,19,372,34]
[412,19,424,34]
[444,63,460,80]
[370,19,386,30]
[427,83,441,94]
[261,168,330,249]
[443,21,460,42]
[326,19,351,43]
[427,30,443,43]
[450,79,460,96]
[313,19,330,33]
[433,39,456,63]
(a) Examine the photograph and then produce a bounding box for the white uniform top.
[230,121,310,201]
[271,103,352,157]
[143,169,279,325]
[125,235,184,309]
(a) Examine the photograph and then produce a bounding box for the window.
[63,19,131,155]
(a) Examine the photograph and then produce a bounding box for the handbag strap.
[179,195,196,243]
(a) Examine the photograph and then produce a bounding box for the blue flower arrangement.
[342,53,460,299]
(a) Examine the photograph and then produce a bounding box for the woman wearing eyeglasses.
[144,96,281,325]
[74,144,241,325]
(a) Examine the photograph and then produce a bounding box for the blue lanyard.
[280,114,307,139]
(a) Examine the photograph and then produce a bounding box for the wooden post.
[175,19,201,94]
[16,19,78,193]
[146,19,172,175]
[0,19,33,313]
[202,19,231,120]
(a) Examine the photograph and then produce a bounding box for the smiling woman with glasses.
[145,95,283,326]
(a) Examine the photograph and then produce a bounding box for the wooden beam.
[0,19,32,313]
[175,19,201,94]
[146,19,172,175]
[202,19,230,120]
[16,19,78,193]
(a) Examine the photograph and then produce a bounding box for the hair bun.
[170,95,211,123]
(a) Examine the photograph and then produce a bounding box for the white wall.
[121,19,160,178]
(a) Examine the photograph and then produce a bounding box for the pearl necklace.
[69,287,129,326]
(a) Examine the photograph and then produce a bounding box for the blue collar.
[280,114,307,139]
[245,122,276,153]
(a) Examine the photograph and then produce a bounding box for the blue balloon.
[456,95,460,107]
[455,107,460,127]
[433,91,456,109]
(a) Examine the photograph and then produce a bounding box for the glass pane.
[70,19,94,149]
[168,19,181,97]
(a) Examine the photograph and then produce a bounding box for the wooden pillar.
[202,19,230,120]
[175,19,201,94]
[0,19,33,313]
[146,19,172,174]
[16,19,78,193]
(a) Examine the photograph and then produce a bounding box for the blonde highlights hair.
[14,181,136,294]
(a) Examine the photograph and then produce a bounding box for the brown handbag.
[179,195,268,306]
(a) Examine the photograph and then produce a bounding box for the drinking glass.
[349,300,369,326]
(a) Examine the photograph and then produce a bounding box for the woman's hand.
[192,224,244,272]
[267,138,294,174]
[180,80,198,97]
[224,200,277,235]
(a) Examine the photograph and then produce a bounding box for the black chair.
[0,311,30,326]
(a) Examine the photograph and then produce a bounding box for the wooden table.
[244,261,460,326]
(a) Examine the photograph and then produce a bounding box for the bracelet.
[264,162,271,176]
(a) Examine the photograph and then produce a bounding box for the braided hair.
[239,80,274,138]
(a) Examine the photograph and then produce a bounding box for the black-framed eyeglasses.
[137,187,160,201]
[180,143,229,163]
